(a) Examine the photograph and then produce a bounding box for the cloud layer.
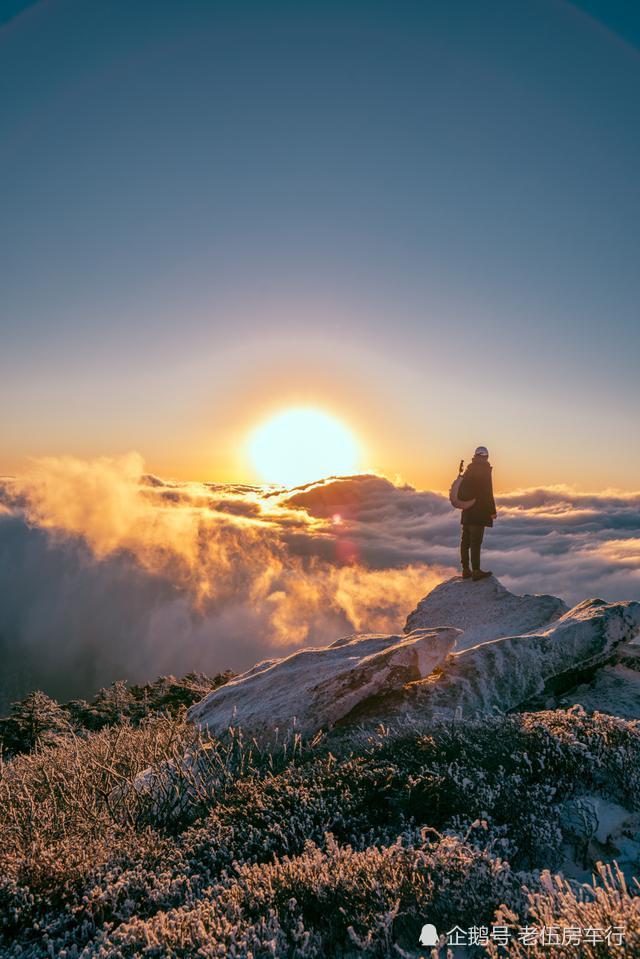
[0,456,638,708]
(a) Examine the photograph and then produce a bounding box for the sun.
[248,407,360,487]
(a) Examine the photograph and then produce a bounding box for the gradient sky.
[1,0,639,491]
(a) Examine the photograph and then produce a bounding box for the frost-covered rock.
[404,575,567,650]
[188,575,640,740]
[557,663,640,720]
[187,627,459,737]
[346,598,640,727]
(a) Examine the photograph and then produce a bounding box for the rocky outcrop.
[343,597,640,728]
[187,577,640,741]
[187,627,459,738]
[404,575,567,651]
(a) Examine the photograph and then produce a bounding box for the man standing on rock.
[458,445,497,581]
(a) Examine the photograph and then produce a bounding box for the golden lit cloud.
[2,456,639,707]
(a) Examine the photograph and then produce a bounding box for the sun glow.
[248,408,360,487]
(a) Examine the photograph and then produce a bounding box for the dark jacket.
[459,458,496,527]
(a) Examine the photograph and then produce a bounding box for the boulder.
[404,575,568,650]
[344,597,640,728]
[187,627,459,738]
[187,575,640,742]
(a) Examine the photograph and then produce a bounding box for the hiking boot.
[461,568,472,579]
[472,569,492,581]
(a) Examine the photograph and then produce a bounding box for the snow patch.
[561,795,640,884]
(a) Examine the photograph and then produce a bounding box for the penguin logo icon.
[419,922,439,946]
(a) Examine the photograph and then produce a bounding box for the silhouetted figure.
[458,445,496,580]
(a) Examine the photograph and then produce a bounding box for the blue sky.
[1,0,639,490]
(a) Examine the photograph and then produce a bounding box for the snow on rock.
[404,575,567,650]
[187,575,640,740]
[557,664,640,720]
[187,627,459,738]
[344,597,640,728]
[560,794,640,883]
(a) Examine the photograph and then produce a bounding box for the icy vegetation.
[1,710,640,957]
[1,577,640,957]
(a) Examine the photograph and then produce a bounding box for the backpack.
[449,460,476,510]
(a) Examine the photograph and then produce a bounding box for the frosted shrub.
[85,830,522,958]
[373,709,640,869]
[488,863,640,958]
[1,706,638,956]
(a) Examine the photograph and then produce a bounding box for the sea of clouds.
[0,453,638,707]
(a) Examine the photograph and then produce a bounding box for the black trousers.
[461,523,485,571]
